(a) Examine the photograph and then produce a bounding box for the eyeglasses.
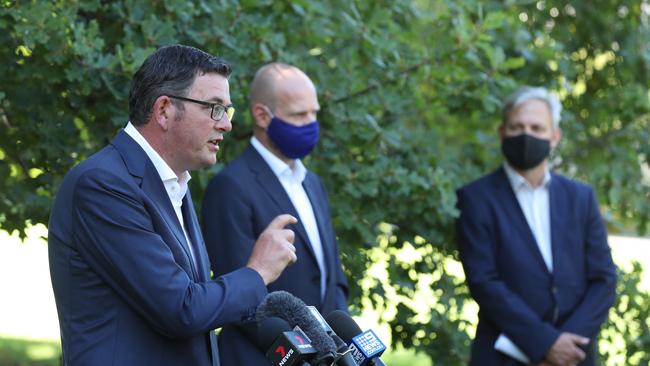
[167,95,235,121]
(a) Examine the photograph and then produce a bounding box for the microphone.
[257,291,338,365]
[256,316,317,366]
[305,306,358,366]
[326,310,387,366]
[257,317,293,352]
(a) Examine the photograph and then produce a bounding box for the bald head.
[249,63,316,111]
[248,63,321,163]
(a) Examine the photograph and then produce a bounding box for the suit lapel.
[303,173,339,302]
[548,175,562,277]
[111,129,199,280]
[181,191,210,281]
[302,174,332,268]
[494,168,551,275]
[243,146,319,264]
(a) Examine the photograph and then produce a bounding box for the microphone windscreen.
[257,316,292,351]
[326,310,362,343]
[257,291,338,357]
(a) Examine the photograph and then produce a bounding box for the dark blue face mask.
[267,116,320,160]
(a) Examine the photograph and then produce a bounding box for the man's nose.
[215,115,232,132]
[522,125,534,135]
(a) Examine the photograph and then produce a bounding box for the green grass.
[382,348,432,366]
[0,337,61,366]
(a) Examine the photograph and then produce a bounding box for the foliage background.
[1,0,649,364]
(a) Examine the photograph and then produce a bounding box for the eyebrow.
[205,96,233,106]
[288,106,321,115]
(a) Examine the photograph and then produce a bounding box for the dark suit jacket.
[48,130,267,366]
[456,167,616,366]
[201,144,349,365]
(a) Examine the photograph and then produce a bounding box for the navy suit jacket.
[456,167,616,365]
[48,130,267,366]
[201,145,349,365]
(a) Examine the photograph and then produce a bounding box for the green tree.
[1,0,648,364]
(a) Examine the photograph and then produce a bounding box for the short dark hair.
[128,44,231,126]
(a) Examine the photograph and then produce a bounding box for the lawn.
[0,337,60,366]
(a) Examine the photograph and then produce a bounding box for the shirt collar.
[251,136,307,183]
[124,122,191,187]
[503,162,551,191]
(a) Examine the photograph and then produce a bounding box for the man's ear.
[152,96,174,130]
[251,103,272,129]
[497,123,506,141]
[550,127,562,149]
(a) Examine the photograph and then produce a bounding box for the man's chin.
[204,155,218,167]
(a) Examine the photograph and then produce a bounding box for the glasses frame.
[166,95,235,121]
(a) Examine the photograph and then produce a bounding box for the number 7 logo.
[275,346,286,357]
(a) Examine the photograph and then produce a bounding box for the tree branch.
[331,57,434,104]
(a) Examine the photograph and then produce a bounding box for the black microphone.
[326,310,387,366]
[305,306,358,366]
[257,291,338,365]
[256,316,317,366]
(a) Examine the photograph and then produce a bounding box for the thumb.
[266,214,298,230]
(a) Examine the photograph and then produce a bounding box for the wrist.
[246,263,270,285]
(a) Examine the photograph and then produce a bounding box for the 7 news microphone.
[257,316,317,366]
[256,291,359,366]
[326,310,387,366]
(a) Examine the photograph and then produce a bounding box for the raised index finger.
[569,333,590,345]
[267,214,298,230]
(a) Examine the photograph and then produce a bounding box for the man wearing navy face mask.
[456,86,616,366]
[201,63,349,365]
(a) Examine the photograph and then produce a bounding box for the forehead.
[275,77,319,111]
[188,73,231,103]
[506,99,552,126]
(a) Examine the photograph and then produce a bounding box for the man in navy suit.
[456,86,617,366]
[48,45,299,366]
[201,63,349,365]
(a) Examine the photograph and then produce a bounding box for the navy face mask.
[267,116,320,160]
[501,133,551,170]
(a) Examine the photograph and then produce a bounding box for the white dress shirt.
[251,136,327,298]
[124,122,198,271]
[503,163,553,272]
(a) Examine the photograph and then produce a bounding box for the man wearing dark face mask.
[455,86,616,366]
[201,63,349,365]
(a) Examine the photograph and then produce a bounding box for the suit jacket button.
[551,286,558,294]
[312,277,320,284]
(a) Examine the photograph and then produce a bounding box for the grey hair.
[502,86,562,129]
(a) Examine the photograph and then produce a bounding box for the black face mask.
[501,134,551,170]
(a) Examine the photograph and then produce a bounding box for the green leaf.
[482,11,505,30]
